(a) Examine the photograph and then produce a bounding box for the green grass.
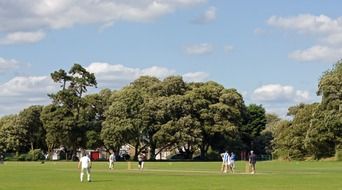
[0,160,341,190]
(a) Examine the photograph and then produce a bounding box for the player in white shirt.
[78,154,92,182]
[220,150,230,173]
[138,152,146,171]
[109,149,116,170]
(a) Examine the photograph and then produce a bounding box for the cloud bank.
[192,6,216,24]
[267,14,342,62]
[0,0,206,44]
[0,57,20,73]
[184,43,214,55]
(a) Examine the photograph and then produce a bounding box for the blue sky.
[1,0,341,117]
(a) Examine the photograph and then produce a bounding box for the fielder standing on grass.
[138,151,146,171]
[109,149,116,170]
[220,150,230,173]
[78,153,92,182]
[248,150,256,174]
[230,152,236,173]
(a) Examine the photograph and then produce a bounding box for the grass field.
[0,160,341,190]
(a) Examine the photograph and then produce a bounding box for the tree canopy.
[1,61,341,161]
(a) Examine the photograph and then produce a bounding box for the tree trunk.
[149,142,156,160]
[200,143,206,160]
[134,142,139,161]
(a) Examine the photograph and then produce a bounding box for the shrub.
[17,154,27,161]
[206,150,221,161]
[27,149,45,161]
[335,149,342,161]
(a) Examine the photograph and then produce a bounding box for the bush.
[192,149,221,161]
[206,150,221,161]
[272,149,290,160]
[17,154,27,161]
[335,149,342,161]
[26,149,45,161]
[167,153,189,160]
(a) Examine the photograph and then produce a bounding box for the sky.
[0,0,341,118]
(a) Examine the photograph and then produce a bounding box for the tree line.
[271,61,342,160]
[0,61,341,161]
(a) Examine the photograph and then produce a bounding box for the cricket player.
[220,150,230,173]
[109,150,116,170]
[230,152,236,173]
[249,150,256,174]
[78,153,92,182]
[138,152,146,171]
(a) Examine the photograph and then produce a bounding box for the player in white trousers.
[78,154,92,182]
[109,149,116,170]
[138,152,146,171]
[220,150,230,173]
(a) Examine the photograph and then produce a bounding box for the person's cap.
[250,150,254,153]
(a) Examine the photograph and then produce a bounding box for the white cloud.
[184,43,213,55]
[0,76,56,97]
[86,62,208,88]
[86,63,176,87]
[289,45,342,62]
[267,14,342,34]
[141,66,176,78]
[0,0,205,44]
[254,28,266,35]
[322,33,342,45]
[251,84,311,103]
[0,31,46,45]
[267,14,342,62]
[224,45,234,53]
[0,76,57,116]
[249,84,313,118]
[263,106,291,119]
[192,6,216,24]
[183,72,209,82]
[0,57,19,73]
[86,63,141,84]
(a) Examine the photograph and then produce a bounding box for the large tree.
[272,119,292,160]
[102,86,145,159]
[305,61,342,159]
[180,82,244,159]
[241,104,267,151]
[0,106,46,154]
[41,105,72,153]
[82,89,112,149]
[289,103,318,159]
[154,94,190,158]
[257,113,282,156]
[17,105,46,151]
[42,64,97,159]
[0,115,27,154]
[142,76,187,159]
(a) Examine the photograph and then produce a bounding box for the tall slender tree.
[42,63,97,159]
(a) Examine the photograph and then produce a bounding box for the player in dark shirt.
[248,150,256,174]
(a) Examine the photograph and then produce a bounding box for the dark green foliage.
[241,104,267,152]
[305,61,342,159]
[1,61,341,161]
[17,106,46,151]
[336,149,342,161]
[271,61,342,160]
[41,64,97,159]
[26,149,45,161]
[0,115,27,153]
